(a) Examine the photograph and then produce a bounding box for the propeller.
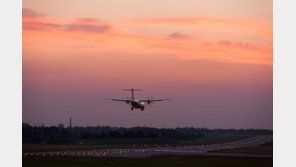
[125,97,130,105]
[147,97,153,106]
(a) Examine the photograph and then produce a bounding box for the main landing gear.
[131,107,134,110]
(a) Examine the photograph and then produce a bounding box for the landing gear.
[141,107,144,111]
[131,107,134,110]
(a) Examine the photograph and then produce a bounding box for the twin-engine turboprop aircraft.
[106,88,171,111]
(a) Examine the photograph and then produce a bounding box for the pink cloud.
[22,10,272,66]
[22,8,46,18]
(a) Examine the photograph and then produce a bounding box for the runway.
[23,135,272,158]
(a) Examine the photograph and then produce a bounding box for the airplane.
[106,88,171,111]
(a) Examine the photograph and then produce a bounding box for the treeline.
[22,123,272,144]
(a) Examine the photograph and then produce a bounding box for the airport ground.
[23,135,272,166]
[22,133,256,152]
[23,155,272,167]
[23,131,272,166]
[212,144,272,155]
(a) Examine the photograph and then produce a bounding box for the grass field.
[23,134,255,152]
[212,145,273,155]
[22,155,272,167]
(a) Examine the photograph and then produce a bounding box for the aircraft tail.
[123,88,142,100]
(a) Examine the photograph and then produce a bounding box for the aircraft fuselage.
[131,100,145,110]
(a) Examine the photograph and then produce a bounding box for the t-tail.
[122,88,142,100]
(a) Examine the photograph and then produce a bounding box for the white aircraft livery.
[106,88,171,111]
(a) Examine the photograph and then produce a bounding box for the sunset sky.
[23,0,273,129]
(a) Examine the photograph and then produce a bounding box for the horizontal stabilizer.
[122,89,142,91]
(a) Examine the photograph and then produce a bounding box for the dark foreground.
[23,155,272,167]
[23,135,272,158]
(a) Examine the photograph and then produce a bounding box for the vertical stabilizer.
[122,88,142,100]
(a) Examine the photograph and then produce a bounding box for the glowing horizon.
[23,0,273,129]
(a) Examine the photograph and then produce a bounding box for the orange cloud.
[23,17,112,34]
[22,8,46,18]
[120,16,271,27]
[23,9,272,66]
[168,32,191,39]
[118,16,272,43]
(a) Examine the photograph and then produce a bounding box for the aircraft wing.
[139,99,171,103]
[105,99,130,103]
